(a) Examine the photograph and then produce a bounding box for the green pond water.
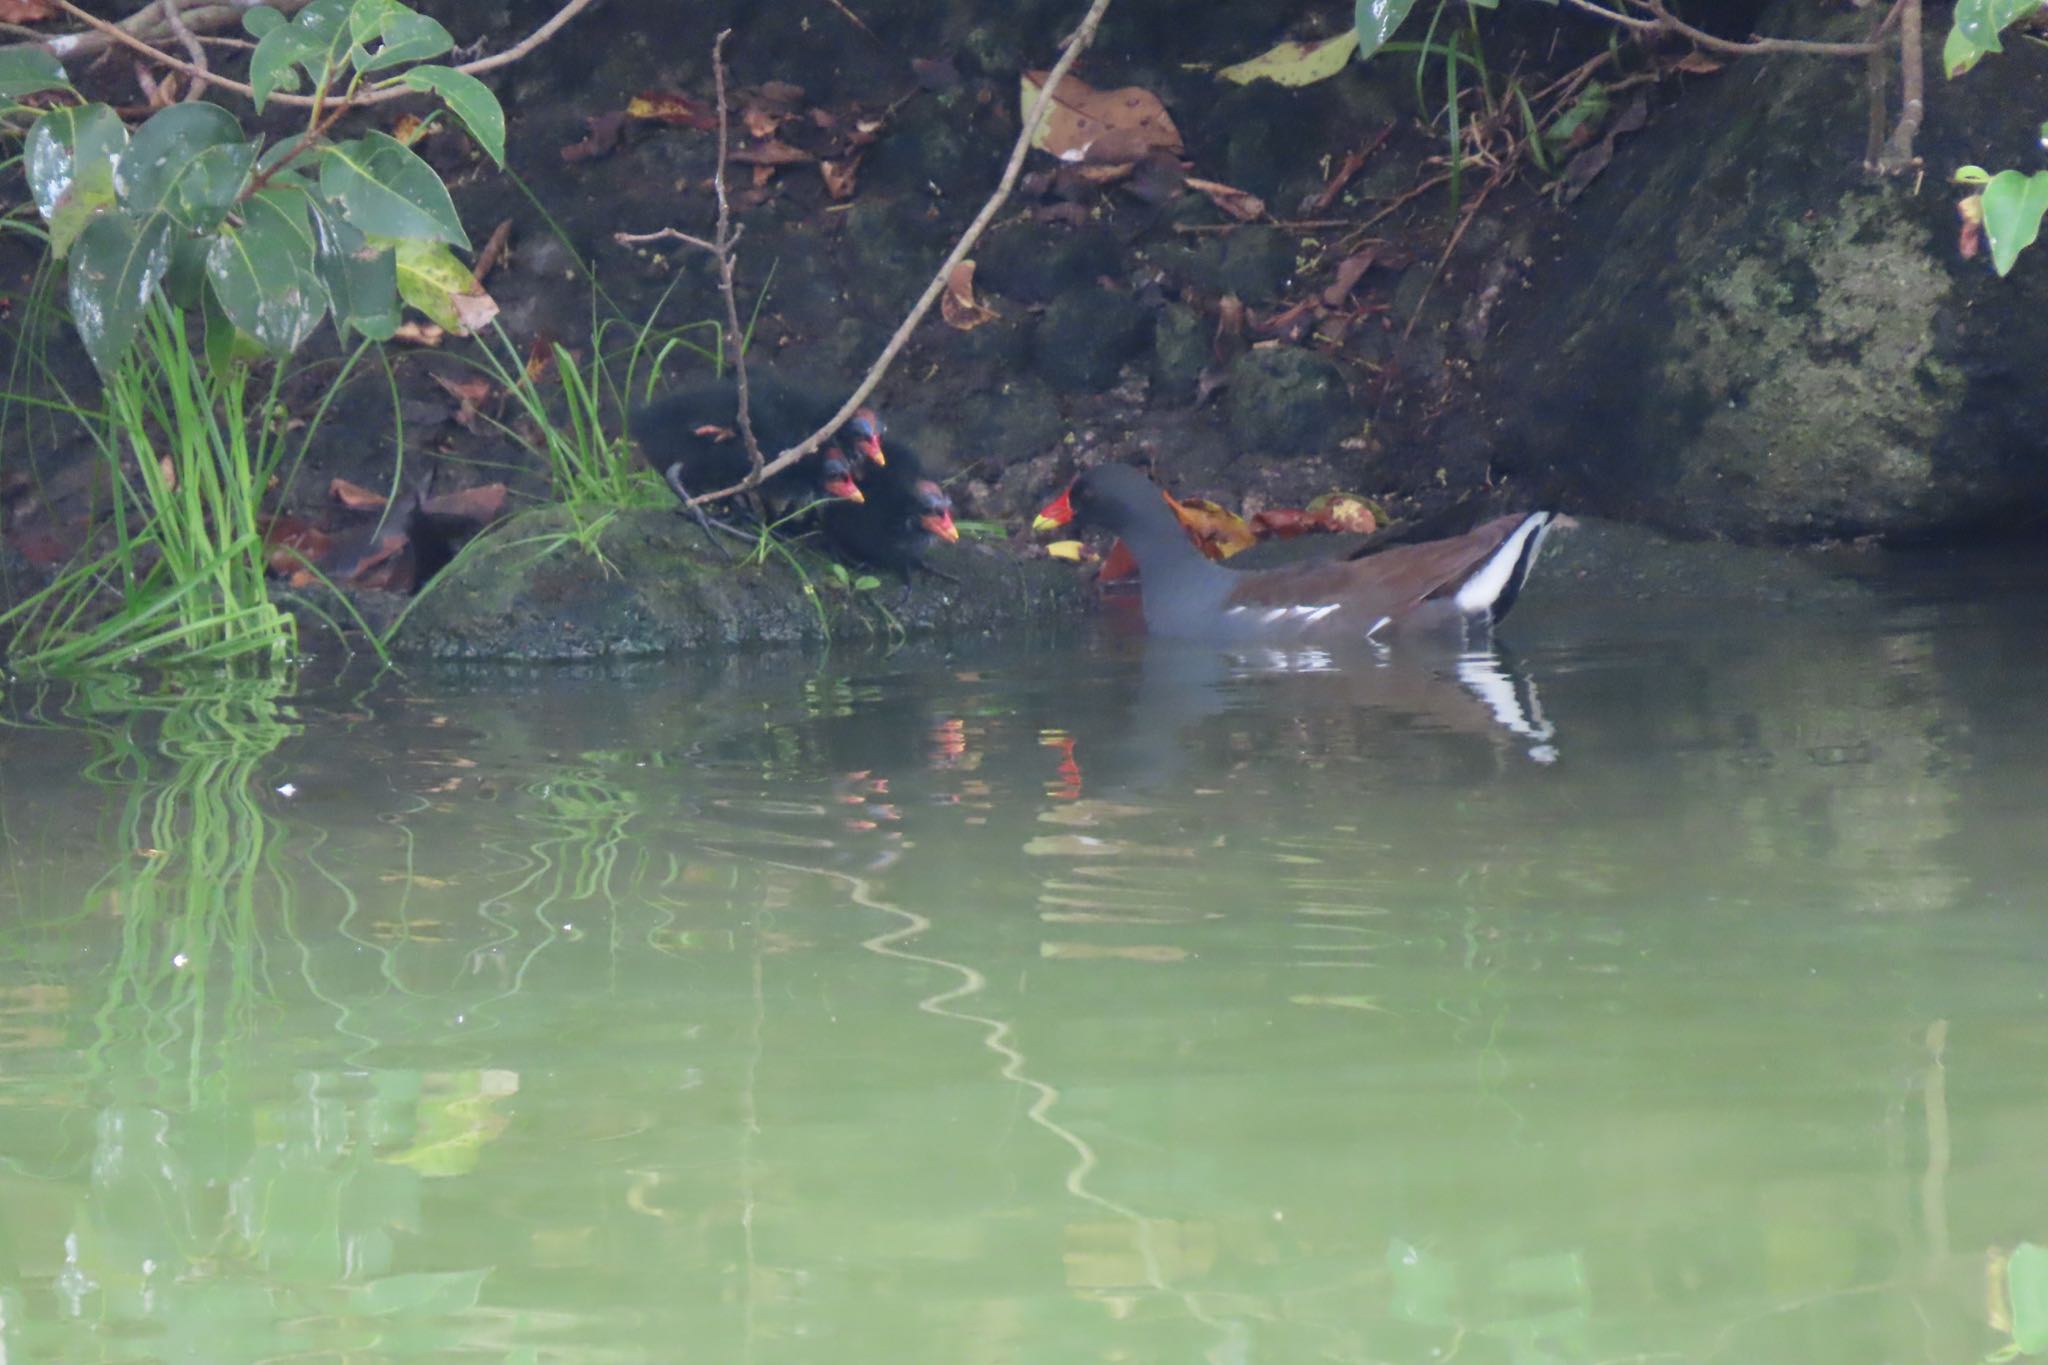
[1,564,2046,1364]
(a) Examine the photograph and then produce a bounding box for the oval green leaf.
[0,48,73,101]
[170,140,258,231]
[1354,0,1421,62]
[311,201,400,341]
[118,102,246,215]
[1220,32,1361,87]
[400,65,504,165]
[320,131,469,247]
[249,0,351,111]
[392,236,495,333]
[1982,168,2048,275]
[26,103,127,258]
[204,187,326,355]
[68,211,174,377]
[351,2,453,74]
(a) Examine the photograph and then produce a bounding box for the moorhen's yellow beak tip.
[1030,513,1062,534]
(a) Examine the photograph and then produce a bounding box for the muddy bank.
[358,509,1872,662]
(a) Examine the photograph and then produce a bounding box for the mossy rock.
[385,506,1089,661]
[1031,290,1149,392]
[1225,348,1352,454]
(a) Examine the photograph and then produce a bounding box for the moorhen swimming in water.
[1033,463,1553,642]
[819,440,960,589]
[630,373,885,517]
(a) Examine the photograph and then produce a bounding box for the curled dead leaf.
[1166,495,1257,560]
[330,478,388,511]
[1184,176,1265,222]
[940,260,999,331]
[392,321,446,346]
[820,156,860,200]
[730,138,814,166]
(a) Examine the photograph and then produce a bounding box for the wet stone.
[1225,347,1352,455]
[1031,290,1149,393]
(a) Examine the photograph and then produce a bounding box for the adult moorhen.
[1033,463,1554,642]
[630,373,885,517]
[819,440,960,589]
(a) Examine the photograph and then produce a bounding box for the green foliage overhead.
[1946,1,2048,273]
[1354,0,1422,62]
[6,0,504,375]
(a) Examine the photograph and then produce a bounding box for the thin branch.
[159,0,209,102]
[1565,0,1877,56]
[1874,0,1923,174]
[13,0,305,61]
[705,30,771,516]
[668,0,1117,509]
[40,0,599,108]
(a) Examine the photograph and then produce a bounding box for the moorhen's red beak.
[921,508,960,543]
[823,472,864,503]
[1032,485,1075,532]
[850,409,886,468]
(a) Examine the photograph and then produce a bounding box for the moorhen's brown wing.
[1220,515,1535,628]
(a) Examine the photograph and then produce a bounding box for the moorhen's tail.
[1450,512,1553,630]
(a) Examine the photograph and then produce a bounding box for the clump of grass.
[0,304,363,674]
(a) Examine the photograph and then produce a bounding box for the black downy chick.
[819,439,960,593]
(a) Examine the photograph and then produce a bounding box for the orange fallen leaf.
[1166,494,1256,560]
[561,110,628,162]
[1022,69,1183,166]
[420,482,507,524]
[627,91,718,129]
[0,0,58,21]
[391,113,428,145]
[1305,492,1378,534]
[1098,537,1140,583]
[331,478,388,511]
[1250,507,1312,539]
[392,321,445,346]
[940,260,999,331]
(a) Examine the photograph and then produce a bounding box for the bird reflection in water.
[1045,634,1561,799]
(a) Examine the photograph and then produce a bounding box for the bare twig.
[665,0,1117,509]
[1564,0,1877,56]
[703,32,768,503]
[39,0,599,108]
[1874,0,1923,173]
[10,0,306,62]
[159,0,208,102]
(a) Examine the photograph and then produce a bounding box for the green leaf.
[852,574,882,592]
[243,6,286,37]
[1954,164,1994,186]
[1944,23,1983,78]
[0,48,73,101]
[248,0,351,111]
[1220,32,1360,86]
[168,141,257,231]
[320,131,469,247]
[347,0,453,74]
[25,103,127,258]
[68,211,174,377]
[1354,0,1422,62]
[1947,0,2048,75]
[204,187,326,354]
[2010,1243,2048,1355]
[118,102,245,216]
[391,236,494,332]
[400,65,504,165]
[1980,168,2048,275]
[311,201,400,340]
[162,233,211,309]
[201,274,270,374]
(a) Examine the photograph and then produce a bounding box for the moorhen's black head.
[910,479,959,543]
[814,448,864,503]
[844,408,886,469]
[1032,463,1177,539]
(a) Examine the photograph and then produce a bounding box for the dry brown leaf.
[393,321,445,346]
[561,110,629,162]
[730,138,814,166]
[741,102,785,140]
[819,156,860,200]
[1305,492,1378,534]
[331,478,388,511]
[1166,495,1257,560]
[1673,51,1724,75]
[940,260,999,331]
[1184,176,1265,222]
[0,0,58,21]
[391,113,428,145]
[1022,69,1183,166]
[627,91,718,129]
[421,482,508,524]
[1321,246,1381,307]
